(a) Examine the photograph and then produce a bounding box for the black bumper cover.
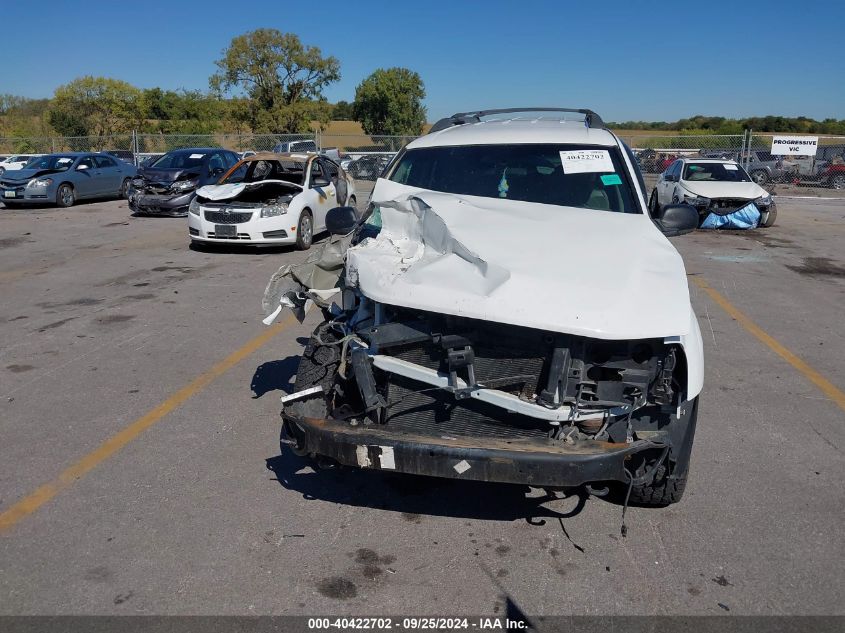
[284,415,666,488]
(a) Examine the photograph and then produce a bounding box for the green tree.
[47,76,146,138]
[210,29,340,133]
[352,68,426,136]
[332,100,354,120]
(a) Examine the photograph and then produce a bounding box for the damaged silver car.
[265,108,704,509]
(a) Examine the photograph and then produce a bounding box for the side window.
[323,159,339,179]
[310,160,324,186]
[226,152,239,168]
[95,156,116,168]
[78,156,96,169]
[208,153,225,174]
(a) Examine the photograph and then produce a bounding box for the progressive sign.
[770,135,819,156]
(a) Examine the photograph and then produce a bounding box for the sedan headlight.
[755,194,772,207]
[171,180,197,193]
[27,177,53,188]
[260,203,288,218]
[189,198,200,216]
[684,194,711,207]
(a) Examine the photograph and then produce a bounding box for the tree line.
[608,115,845,135]
[0,29,428,140]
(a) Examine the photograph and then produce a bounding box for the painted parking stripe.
[693,276,845,413]
[0,316,296,534]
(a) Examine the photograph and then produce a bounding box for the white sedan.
[188,153,356,249]
[0,154,39,176]
[649,158,776,227]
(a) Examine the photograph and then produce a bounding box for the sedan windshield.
[682,162,751,182]
[151,151,207,169]
[388,144,640,213]
[25,155,76,171]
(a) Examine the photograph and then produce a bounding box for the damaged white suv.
[265,108,703,507]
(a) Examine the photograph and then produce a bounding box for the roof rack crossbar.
[429,108,605,133]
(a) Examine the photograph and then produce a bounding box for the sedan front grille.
[204,210,252,224]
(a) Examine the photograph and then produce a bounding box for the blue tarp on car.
[700,202,761,230]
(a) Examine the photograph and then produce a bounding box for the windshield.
[25,155,76,171]
[388,144,640,213]
[150,151,207,170]
[682,162,751,182]
[223,159,306,186]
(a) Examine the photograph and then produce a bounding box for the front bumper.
[187,206,298,245]
[1,185,51,204]
[284,415,665,487]
[128,191,194,216]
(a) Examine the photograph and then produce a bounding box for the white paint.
[378,446,396,469]
[280,385,323,404]
[349,178,692,340]
[770,135,818,156]
[355,445,371,468]
[262,304,282,325]
[453,460,471,474]
[559,149,614,174]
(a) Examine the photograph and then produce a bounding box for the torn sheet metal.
[197,180,302,201]
[346,179,691,340]
[262,233,354,323]
[700,202,761,230]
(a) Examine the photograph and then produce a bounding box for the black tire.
[118,178,131,199]
[750,170,769,185]
[761,204,777,228]
[648,189,660,217]
[348,195,357,210]
[830,174,845,190]
[295,209,313,250]
[283,322,341,455]
[56,183,75,208]
[628,397,699,506]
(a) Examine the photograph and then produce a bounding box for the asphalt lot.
[0,192,843,616]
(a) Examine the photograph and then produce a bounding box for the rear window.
[388,144,640,214]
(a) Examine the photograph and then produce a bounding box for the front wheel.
[830,174,845,190]
[56,183,75,208]
[348,195,357,210]
[295,209,313,250]
[761,204,777,228]
[648,189,660,216]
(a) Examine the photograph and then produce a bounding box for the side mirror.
[77,164,89,171]
[655,204,699,237]
[326,206,359,235]
[312,177,331,188]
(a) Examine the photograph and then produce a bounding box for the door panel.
[73,156,99,197]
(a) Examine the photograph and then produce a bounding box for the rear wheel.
[830,174,845,189]
[56,183,75,208]
[295,209,313,250]
[750,170,769,185]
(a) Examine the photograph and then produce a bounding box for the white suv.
[267,108,704,508]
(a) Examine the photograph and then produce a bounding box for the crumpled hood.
[2,168,65,182]
[136,167,199,184]
[681,180,766,200]
[346,179,692,340]
[197,179,302,201]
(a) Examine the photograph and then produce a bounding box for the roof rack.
[428,108,605,133]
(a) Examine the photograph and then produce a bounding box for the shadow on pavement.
[250,356,300,399]
[265,451,589,524]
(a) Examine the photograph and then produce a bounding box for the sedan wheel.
[119,178,131,199]
[56,184,75,208]
[831,174,845,190]
[296,210,313,250]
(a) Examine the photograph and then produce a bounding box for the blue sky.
[2,0,843,122]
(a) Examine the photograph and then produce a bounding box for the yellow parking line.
[693,276,845,413]
[0,315,297,534]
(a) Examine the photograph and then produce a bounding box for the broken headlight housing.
[755,194,772,207]
[171,179,197,193]
[189,198,200,215]
[27,177,53,188]
[260,203,288,218]
[683,194,711,207]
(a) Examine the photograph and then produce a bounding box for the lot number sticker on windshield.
[189,153,205,159]
[724,164,738,170]
[559,149,614,174]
